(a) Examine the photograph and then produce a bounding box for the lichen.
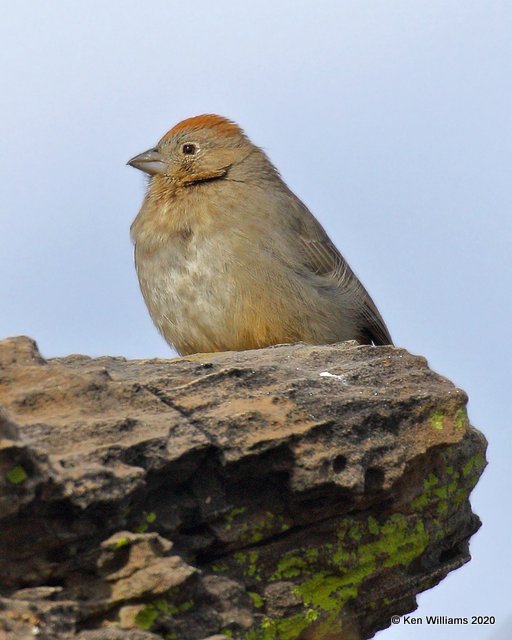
[154,599,172,614]
[113,537,130,550]
[168,599,193,615]
[249,591,264,609]
[272,555,308,580]
[224,508,290,544]
[134,510,157,534]
[251,511,429,638]
[134,604,159,630]
[424,473,439,489]
[133,595,194,631]
[455,407,469,430]
[430,410,444,430]
[368,516,380,535]
[235,550,261,581]
[227,444,483,639]
[6,464,28,484]
[437,501,448,515]
[463,453,485,478]
[408,449,484,528]
[296,572,359,613]
[244,611,313,640]
[411,493,429,510]
[225,506,247,530]
[245,516,427,637]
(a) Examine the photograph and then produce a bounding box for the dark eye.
[182,143,197,155]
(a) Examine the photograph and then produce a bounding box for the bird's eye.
[182,143,197,155]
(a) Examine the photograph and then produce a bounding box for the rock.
[0,336,486,639]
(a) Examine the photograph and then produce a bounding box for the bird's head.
[127,114,255,186]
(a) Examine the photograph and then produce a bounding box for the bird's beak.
[127,148,167,176]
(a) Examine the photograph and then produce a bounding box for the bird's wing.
[295,206,393,346]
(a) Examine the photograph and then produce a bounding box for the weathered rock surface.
[0,336,486,640]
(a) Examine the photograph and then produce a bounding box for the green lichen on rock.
[455,407,469,430]
[134,510,158,534]
[410,450,485,522]
[234,550,261,581]
[225,506,247,530]
[430,410,444,430]
[134,595,194,631]
[463,452,485,478]
[236,442,485,639]
[112,536,130,550]
[428,405,471,434]
[249,592,265,609]
[197,440,483,639]
[135,604,159,630]
[244,511,429,638]
[241,512,291,544]
[222,508,290,544]
[6,464,28,484]
[272,555,308,580]
[245,611,315,640]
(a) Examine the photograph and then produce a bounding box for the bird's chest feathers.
[135,231,235,327]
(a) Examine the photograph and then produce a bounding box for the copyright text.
[391,615,496,626]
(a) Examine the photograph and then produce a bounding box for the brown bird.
[128,114,392,355]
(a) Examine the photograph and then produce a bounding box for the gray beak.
[127,148,167,176]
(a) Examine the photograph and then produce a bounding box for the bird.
[128,114,392,356]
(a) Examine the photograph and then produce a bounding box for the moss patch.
[134,595,194,631]
[455,407,469,430]
[245,611,314,640]
[134,604,159,630]
[231,443,484,639]
[252,511,429,638]
[113,537,130,550]
[235,550,261,581]
[134,510,157,534]
[430,411,444,430]
[410,450,485,523]
[242,448,486,639]
[463,452,485,478]
[223,508,290,545]
[249,591,264,609]
[225,506,246,530]
[6,464,28,484]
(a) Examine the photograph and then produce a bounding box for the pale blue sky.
[1,2,511,638]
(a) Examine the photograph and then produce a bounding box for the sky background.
[1,2,511,638]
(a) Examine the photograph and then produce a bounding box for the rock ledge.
[0,337,486,640]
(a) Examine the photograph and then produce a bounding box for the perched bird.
[128,114,392,355]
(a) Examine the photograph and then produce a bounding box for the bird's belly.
[135,240,236,354]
